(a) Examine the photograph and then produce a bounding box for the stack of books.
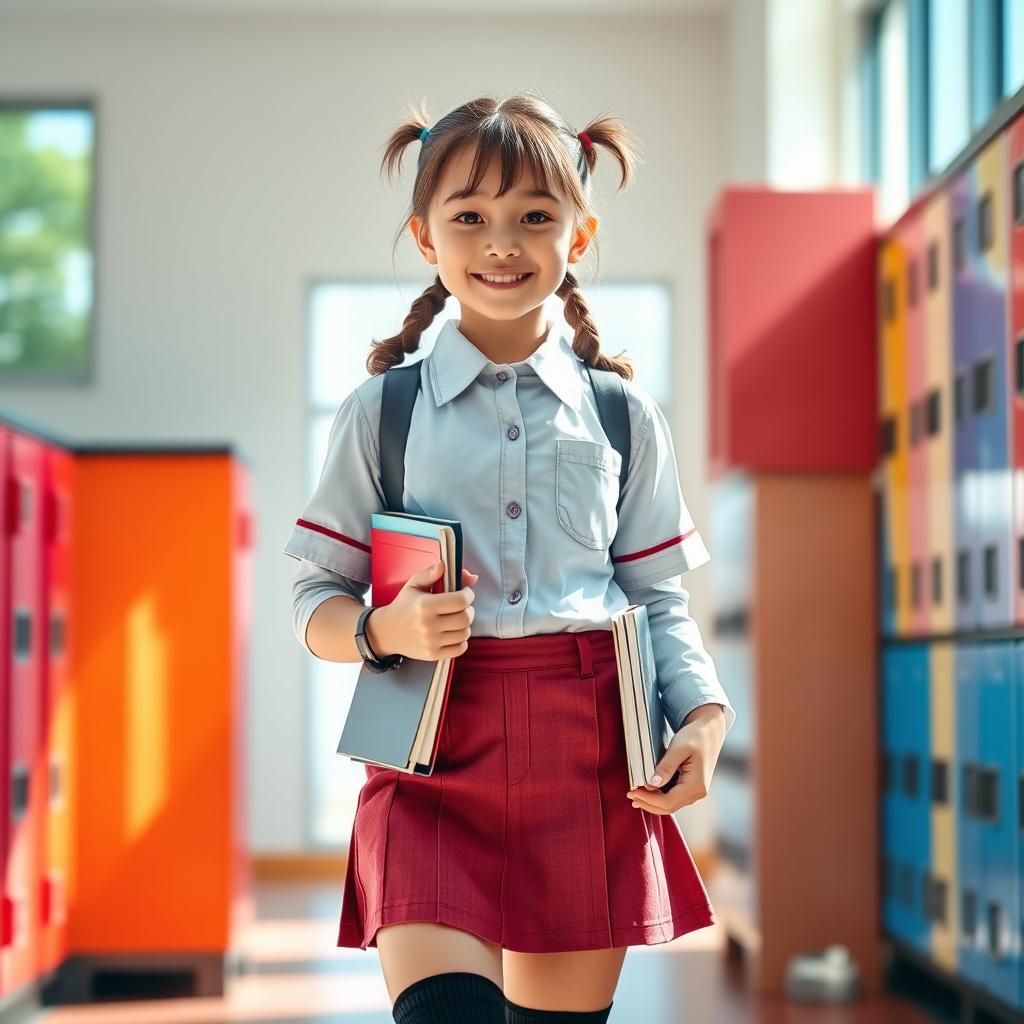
[336,513,677,790]
[336,511,462,776]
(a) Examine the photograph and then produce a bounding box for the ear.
[567,215,598,265]
[408,215,438,266]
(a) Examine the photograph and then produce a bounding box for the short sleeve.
[282,387,385,584]
[610,398,710,590]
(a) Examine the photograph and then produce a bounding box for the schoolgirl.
[283,91,736,1024]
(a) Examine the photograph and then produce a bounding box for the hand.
[625,704,726,815]
[368,562,479,660]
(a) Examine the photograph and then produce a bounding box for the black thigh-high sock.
[391,970,505,1024]
[504,995,614,1024]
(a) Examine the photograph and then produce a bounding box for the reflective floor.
[28,879,936,1023]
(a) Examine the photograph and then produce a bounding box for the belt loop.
[575,633,595,679]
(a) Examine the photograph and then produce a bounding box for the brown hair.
[365,91,643,380]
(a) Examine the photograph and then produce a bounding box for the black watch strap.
[355,606,403,672]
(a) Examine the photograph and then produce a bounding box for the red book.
[336,512,463,775]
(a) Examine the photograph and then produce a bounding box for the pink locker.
[39,445,73,975]
[1,430,47,999]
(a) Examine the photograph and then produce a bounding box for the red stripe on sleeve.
[612,527,697,564]
[295,518,371,554]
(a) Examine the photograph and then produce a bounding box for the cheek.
[437,234,475,267]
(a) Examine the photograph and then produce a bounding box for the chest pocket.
[555,437,622,550]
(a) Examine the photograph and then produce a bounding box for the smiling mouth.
[472,272,533,289]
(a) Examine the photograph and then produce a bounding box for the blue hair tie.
[419,126,431,141]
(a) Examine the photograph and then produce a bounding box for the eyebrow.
[442,186,561,205]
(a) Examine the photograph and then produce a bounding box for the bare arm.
[304,594,395,663]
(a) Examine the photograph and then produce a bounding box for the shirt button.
[509,590,522,604]
[507,424,520,440]
[496,371,509,382]
[507,501,521,518]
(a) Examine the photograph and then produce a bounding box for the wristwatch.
[355,605,404,673]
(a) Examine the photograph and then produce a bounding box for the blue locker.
[712,636,752,757]
[906,642,933,954]
[975,641,1018,1004]
[957,642,987,988]
[970,136,1012,631]
[1013,641,1024,1012]
[927,642,959,972]
[951,171,980,631]
[882,644,903,938]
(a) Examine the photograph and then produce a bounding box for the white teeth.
[479,273,527,283]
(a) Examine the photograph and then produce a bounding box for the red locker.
[0,430,9,976]
[707,186,878,477]
[39,445,73,974]
[1,430,47,998]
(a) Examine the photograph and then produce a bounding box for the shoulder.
[343,358,429,448]
[602,371,658,463]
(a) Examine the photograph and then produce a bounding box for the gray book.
[338,654,453,776]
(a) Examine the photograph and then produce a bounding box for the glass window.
[860,7,882,184]
[908,0,929,196]
[929,0,970,175]
[0,103,95,381]
[1006,0,1024,96]
[879,0,910,220]
[305,281,673,847]
[969,0,1002,131]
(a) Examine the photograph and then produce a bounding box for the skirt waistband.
[456,627,617,675]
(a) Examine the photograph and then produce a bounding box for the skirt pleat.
[337,628,716,953]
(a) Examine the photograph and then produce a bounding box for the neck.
[456,307,552,364]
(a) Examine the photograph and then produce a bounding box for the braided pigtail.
[556,270,635,381]
[366,273,451,376]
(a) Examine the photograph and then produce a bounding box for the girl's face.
[410,145,597,325]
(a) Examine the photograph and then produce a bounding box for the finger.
[626,787,668,811]
[628,794,667,815]
[628,780,690,810]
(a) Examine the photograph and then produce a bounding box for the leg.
[377,921,504,1002]
[502,946,627,1015]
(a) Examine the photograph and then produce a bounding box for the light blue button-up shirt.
[284,316,735,737]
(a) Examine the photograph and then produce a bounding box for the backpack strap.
[584,364,631,513]
[379,362,422,513]
[379,360,631,517]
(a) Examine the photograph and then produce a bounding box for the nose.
[486,230,523,257]
[487,242,522,258]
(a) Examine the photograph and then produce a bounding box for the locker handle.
[11,763,29,819]
[1,895,12,947]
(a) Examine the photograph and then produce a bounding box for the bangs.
[439,117,584,211]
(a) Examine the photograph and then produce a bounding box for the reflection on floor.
[30,879,937,1023]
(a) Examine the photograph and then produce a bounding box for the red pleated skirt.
[337,627,717,953]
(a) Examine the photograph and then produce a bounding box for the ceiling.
[0,0,727,15]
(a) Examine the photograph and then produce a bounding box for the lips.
[472,272,533,289]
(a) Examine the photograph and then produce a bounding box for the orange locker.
[55,448,254,999]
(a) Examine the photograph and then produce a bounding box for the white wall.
[0,9,732,851]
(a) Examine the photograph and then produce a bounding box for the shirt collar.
[428,317,585,411]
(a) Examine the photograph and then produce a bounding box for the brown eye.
[453,211,552,225]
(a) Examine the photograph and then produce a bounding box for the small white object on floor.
[784,944,861,1003]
